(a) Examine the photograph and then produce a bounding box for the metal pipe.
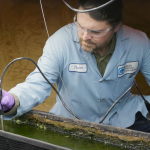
[100,83,133,124]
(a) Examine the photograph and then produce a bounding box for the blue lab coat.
[6,24,150,128]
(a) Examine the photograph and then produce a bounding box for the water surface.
[0,120,128,150]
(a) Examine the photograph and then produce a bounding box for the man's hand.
[0,90,15,112]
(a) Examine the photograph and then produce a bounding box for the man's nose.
[82,31,92,41]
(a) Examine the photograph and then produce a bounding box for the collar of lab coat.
[103,25,130,79]
[70,24,130,79]
[117,25,130,41]
[71,23,79,42]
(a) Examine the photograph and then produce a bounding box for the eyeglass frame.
[73,15,114,38]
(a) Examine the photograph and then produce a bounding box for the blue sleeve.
[140,38,150,85]
[6,37,64,119]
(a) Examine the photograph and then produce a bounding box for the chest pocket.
[112,75,135,102]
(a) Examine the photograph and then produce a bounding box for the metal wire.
[0,114,4,131]
[0,57,82,130]
[134,80,150,113]
[62,0,116,13]
[39,0,49,38]
[99,83,133,124]
[39,0,77,119]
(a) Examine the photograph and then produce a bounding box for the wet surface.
[0,120,128,150]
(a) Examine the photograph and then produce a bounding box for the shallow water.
[0,120,128,150]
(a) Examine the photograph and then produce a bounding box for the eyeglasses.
[74,15,113,38]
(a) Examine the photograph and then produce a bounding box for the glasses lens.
[74,15,112,38]
[77,24,85,33]
[89,30,107,37]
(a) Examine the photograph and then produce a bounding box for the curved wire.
[39,0,77,119]
[62,0,116,13]
[0,57,82,120]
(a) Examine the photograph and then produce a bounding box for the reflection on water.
[0,120,127,150]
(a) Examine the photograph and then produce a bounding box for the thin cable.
[99,83,134,124]
[40,0,49,38]
[134,80,150,112]
[62,0,115,13]
[48,41,77,119]
[0,115,3,130]
[39,0,77,119]
[0,58,82,125]
[134,81,147,102]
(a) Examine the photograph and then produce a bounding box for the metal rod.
[1,114,4,131]
[133,80,150,113]
[134,81,147,102]
[39,0,49,38]
[62,0,115,13]
[39,0,77,119]
[99,84,133,124]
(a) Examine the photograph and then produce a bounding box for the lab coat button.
[99,79,103,82]
[100,99,104,102]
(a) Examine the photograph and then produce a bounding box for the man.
[1,0,150,132]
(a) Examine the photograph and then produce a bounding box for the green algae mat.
[1,110,150,150]
[0,120,126,150]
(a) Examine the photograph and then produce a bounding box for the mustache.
[80,39,95,45]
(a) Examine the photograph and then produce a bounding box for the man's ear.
[114,22,122,32]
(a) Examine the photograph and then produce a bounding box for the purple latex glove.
[0,89,15,112]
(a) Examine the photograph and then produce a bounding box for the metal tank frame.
[0,129,70,150]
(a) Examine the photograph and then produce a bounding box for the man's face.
[76,11,120,53]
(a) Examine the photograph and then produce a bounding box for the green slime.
[0,120,128,150]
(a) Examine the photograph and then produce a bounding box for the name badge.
[69,64,87,73]
[118,61,138,77]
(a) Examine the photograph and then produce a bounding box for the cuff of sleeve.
[4,93,20,116]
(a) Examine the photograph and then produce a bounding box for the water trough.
[8,110,150,150]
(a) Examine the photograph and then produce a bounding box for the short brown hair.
[78,0,123,27]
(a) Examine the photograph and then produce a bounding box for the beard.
[79,38,110,53]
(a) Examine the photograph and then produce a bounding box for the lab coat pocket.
[112,75,135,102]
